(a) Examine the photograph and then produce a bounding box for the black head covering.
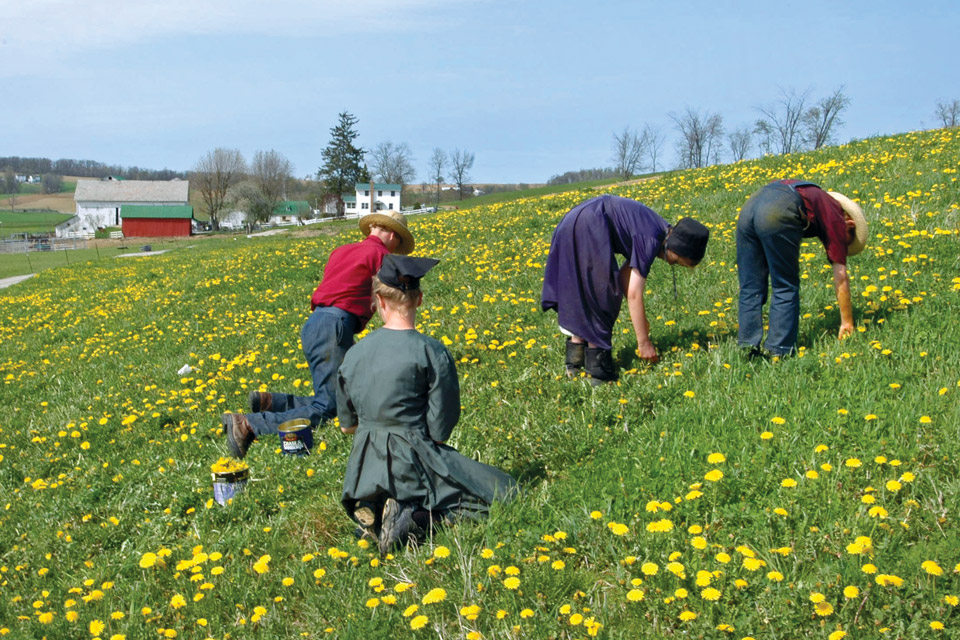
[377,255,439,291]
[665,217,709,264]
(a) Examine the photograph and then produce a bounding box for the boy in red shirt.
[224,210,414,458]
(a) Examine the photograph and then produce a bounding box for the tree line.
[559,91,960,183]
[0,157,185,181]
[192,111,478,229]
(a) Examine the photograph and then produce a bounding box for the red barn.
[121,205,194,237]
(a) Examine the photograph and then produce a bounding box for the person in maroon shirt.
[736,179,868,357]
[223,210,414,458]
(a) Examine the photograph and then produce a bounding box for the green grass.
[0,211,73,234]
[441,174,664,211]
[1,129,959,639]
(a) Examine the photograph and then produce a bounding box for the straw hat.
[359,210,414,255]
[827,192,868,256]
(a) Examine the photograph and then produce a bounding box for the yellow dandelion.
[704,469,724,482]
[421,588,446,604]
[701,587,721,601]
[410,615,429,630]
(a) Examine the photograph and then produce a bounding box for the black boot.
[565,339,585,376]
[585,347,618,384]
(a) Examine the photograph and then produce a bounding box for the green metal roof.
[272,200,311,215]
[342,195,357,202]
[354,183,401,191]
[121,205,194,219]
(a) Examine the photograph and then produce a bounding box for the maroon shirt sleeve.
[310,236,389,328]
[793,184,849,265]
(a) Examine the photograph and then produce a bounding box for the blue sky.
[3,0,958,183]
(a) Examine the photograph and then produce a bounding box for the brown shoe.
[221,413,256,459]
[248,391,273,413]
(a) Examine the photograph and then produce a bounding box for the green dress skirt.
[337,328,516,519]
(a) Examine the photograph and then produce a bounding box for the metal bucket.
[278,418,313,456]
[212,468,249,505]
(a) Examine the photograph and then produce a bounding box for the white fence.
[312,207,437,223]
[0,236,89,254]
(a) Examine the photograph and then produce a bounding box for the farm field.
[1,177,78,214]
[0,211,74,235]
[0,129,958,639]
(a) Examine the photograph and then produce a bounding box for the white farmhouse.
[63,179,190,236]
[342,182,401,215]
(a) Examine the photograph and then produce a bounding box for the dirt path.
[0,274,35,289]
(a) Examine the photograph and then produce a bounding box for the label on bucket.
[278,419,312,456]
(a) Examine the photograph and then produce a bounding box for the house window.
[364,190,369,196]
[362,203,369,210]
[346,202,354,209]
[391,190,396,196]
[377,190,383,197]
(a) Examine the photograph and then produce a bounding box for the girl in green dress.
[337,255,517,555]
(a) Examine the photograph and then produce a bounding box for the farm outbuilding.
[63,178,190,237]
[121,205,194,237]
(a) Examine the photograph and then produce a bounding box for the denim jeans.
[736,183,806,356]
[246,306,359,436]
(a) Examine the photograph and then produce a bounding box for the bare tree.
[249,150,293,223]
[428,148,447,208]
[2,170,18,211]
[803,87,850,149]
[728,126,753,162]
[193,148,246,230]
[2,169,17,195]
[369,141,416,186]
[934,99,960,128]
[755,87,810,155]
[671,107,725,169]
[448,148,474,200]
[41,173,63,195]
[611,127,646,179]
[642,124,665,172]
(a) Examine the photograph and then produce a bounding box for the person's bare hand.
[637,341,659,363]
[838,323,854,340]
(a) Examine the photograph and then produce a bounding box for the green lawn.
[0,211,73,234]
[433,174,664,211]
[0,129,958,639]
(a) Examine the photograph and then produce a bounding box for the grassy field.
[1,129,958,639]
[431,175,658,211]
[0,235,202,281]
[0,211,74,235]
[1,177,78,214]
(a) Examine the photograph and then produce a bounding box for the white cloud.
[1,0,451,69]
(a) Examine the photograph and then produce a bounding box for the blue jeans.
[736,183,806,356]
[246,306,359,436]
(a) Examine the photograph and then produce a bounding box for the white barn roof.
[75,179,189,204]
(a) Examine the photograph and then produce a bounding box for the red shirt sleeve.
[794,184,849,265]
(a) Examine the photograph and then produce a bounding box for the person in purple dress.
[541,195,709,383]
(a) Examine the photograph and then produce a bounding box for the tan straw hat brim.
[359,210,414,255]
[827,191,868,257]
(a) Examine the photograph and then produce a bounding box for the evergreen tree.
[318,111,368,216]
